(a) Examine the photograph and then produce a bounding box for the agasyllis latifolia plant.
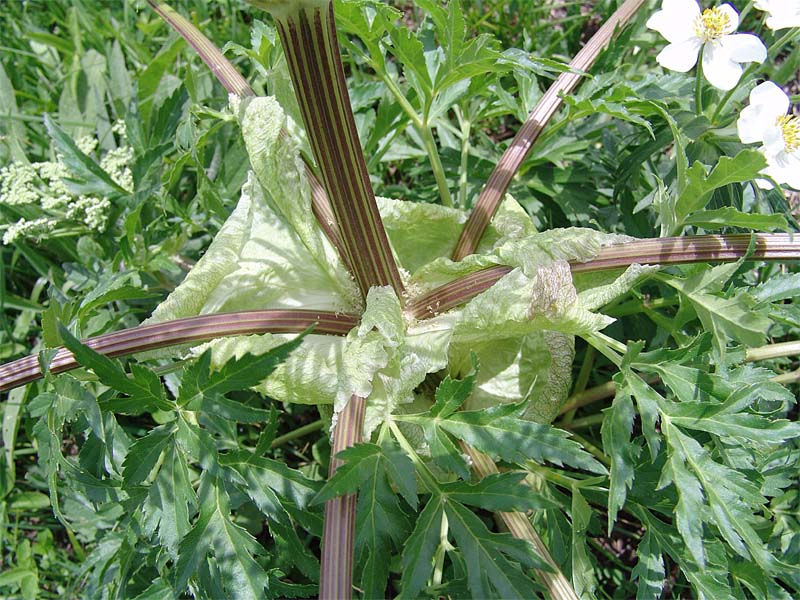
[2,0,800,598]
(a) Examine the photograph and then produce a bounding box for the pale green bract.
[146,95,650,431]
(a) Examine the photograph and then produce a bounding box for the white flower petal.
[754,175,774,190]
[750,81,791,114]
[646,0,700,43]
[764,150,800,189]
[755,0,800,30]
[763,125,787,156]
[717,3,740,33]
[719,33,767,64]
[738,103,781,144]
[702,42,744,90]
[766,14,800,29]
[656,38,702,72]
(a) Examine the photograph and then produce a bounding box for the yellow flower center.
[776,114,800,153]
[694,7,731,42]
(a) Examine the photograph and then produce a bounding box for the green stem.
[745,340,800,362]
[711,63,756,123]
[388,420,440,492]
[561,346,596,426]
[584,332,625,367]
[568,433,610,467]
[768,28,799,59]
[558,413,605,430]
[455,105,471,209]
[695,48,704,116]
[378,69,452,207]
[270,419,325,448]
[421,121,453,207]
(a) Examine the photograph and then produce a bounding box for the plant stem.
[559,413,605,430]
[561,345,596,425]
[461,443,579,600]
[270,418,325,448]
[260,0,403,298]
[149,1,350,269]
[0,309,357,392]
[373,66,453,207]
[568,433,610,467]
[711,63,756,123]
[319,394,365,600]
[148,1,254,98]
[746,340,800,362]
[388,419,440,493]
[6,236,800,393]
[455,105,471,209]
[420,123,453,207]
[451,0,647,260]
[695,48,704,116]
[558,381,621,416]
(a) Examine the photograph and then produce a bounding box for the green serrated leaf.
[379,436,418,510]
[445,501,542,598]
[754,272,800,304]
[411,403,606,474]
[663,420,779,572]
[665,273,770,351]
[683,207,787,231]
[571,489,596,598]
[620,371,662,462]
[178,335,305,407]
[440,472,556,512]
[142,444,197,557]
[355,442,412,599]
[220,451,321,510]
[601,392,640,534]
[675,150,768,225]
[122,424,175,486]
[312,444,380,504]
[59,325,172,413]
[663,404,800,444]
[176,475,269,599]
[399,495,444,599]
[632,529,665,600]
[420,419,470,479]
[430,356,477,419]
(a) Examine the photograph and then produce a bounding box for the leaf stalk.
[451,0,647,260]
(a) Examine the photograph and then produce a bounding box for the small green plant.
[1,1,799,598]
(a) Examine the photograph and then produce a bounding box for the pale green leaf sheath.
[146,93,647,423]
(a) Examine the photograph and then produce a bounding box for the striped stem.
[569,233,800,273]
[147,0,253,98]
[407,265,512,319]
[147,1,350,271]
[319,394,365,600]
[0,309,357,392]
[452,0,647,261]
[412,234,800,318]
[5,234,797,389]
[461,443,579,600]
[257,0,404,298]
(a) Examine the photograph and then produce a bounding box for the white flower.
[754,0,800,30]
[737,81,800,189]
[646,1,767,90]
